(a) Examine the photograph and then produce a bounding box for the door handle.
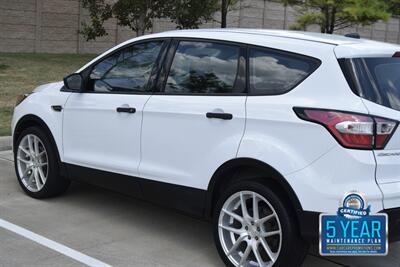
[206,112,233,120]
[116,107,136,113]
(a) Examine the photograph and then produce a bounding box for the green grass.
[0,107,12,136]
[0,53,96,136]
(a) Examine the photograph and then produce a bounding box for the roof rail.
[344,33,360,39]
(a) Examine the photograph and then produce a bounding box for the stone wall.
[1,0,400,54]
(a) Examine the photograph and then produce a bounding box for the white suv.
[11,29,400,266]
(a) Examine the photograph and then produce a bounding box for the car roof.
[154,28,400,58]
[156,28,371,45]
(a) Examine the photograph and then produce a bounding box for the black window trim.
[154,37,248,96]
[246,45,322,96]
[337,58,361,97]
[61,36,322,97]
[61,37,171,95]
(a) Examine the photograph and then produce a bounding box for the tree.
[165,0,219,29]
[385,0,400,16]
[282,0,390,34]
[219,0,239,28]
[80,0,218,41]
[217,0,256,28]
[80,0,112,41]
[112,0,159,36]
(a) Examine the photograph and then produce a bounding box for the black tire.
[213,180,308,267]
[14,126,70,198]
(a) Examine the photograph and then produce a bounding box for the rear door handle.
[206,112,233,120]
[116,107,136,114]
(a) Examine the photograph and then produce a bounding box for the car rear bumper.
[299,208,400,244]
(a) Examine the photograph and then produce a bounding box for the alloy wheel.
[218,191,282,267]
[16,134,49,192]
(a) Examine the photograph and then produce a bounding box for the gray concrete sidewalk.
[0,136,12,151]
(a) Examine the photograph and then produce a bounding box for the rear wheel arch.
[206,158,303,221]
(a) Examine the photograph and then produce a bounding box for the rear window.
[249,48,321,95]
[347,58,400,111]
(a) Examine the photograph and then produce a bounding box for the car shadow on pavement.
[57,182,343,266]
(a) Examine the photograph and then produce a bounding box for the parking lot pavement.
[0,136,12,152]
[0,150,399,267]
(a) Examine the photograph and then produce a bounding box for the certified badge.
[320,192,388,256]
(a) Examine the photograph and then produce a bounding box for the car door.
[139,39,247,191]
[63,40,166,178]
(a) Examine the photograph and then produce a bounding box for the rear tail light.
[294,108,398,150]
[375,117,398,149]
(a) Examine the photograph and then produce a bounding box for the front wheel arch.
[13,115,61,165]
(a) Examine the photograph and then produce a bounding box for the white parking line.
[0,218,112,267]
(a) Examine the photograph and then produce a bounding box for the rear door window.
[165,41,241,94]
[249,48,321,95]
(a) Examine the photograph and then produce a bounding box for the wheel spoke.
[260,238,277,263]
[239,243,251,266]
[19,146,30,156]
[219,224,243,235]
[223,208,244,223]
[17,157,30,165]
[33,136,40,156]
[38,162,48,167]
[261,230,281,238]
[27,135,34,155]
[33,169,41,189]
[253,192,259,220]
[256,213,275,225]
[240,192,250,220]
[37,167,46,185]
[252,243,265,267]
[227,235,247,256]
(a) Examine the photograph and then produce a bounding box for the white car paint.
[12,81,69,159]
[139,95,246,189]
[62,93,151,176]
[12,29,400,214]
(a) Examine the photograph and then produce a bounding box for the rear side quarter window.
[349,57,400,112]
[248,48,321,95]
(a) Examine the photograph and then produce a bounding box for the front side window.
[89,41,163,93]
[165,41,241,94]
[249,48,320,95]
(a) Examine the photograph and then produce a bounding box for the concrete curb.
[0,136,12,152]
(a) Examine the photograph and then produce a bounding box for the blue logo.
[337,193,371,219]
[320,192,388,256]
